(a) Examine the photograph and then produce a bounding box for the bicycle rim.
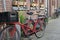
[0,25,21,40]
[35,23,46,38]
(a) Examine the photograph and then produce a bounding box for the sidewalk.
[48,16,60,23]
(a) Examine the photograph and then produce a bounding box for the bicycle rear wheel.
[0,25,21,40]
[35,23,46,38]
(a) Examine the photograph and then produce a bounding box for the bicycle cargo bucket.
[0,12,18,22]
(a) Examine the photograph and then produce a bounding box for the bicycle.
[35,14,46,38]
[20,12,46,38]
[0,12,46,40]
[0,12,21,40]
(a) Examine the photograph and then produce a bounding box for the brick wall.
[0,0,12,12]
[0,0,3,12]
[57,0,60,8]
[6,0,12,12]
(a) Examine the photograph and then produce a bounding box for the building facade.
[49,0,58,17]
[12,0,58,17]
[12,0,45,15]
[57,0,60,8]
[0,0,57,17]
[12,0,45,10]
[44,0,58,17]
[0,0,12,12]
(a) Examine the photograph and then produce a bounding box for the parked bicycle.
[0,11,46,40]
[0,12,21,40]
[20,11,46,39]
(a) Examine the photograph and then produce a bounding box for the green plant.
[18,11,26,37]
[20,14,25,23]
[18,11,26,24]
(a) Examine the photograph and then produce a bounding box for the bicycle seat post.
[27,12,33,20]
[30,15,32,20]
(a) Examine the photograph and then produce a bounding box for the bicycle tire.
[0,25,21,40]
[35,23,46,38]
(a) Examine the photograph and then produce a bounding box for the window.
[30,6,37,10]
[12,5,18,10]
[30,0,37,3]
[12,0,18,10]
[19,5,27,10]
[30,0,37,10]
[39,0,44,8]
[12,0,27,10]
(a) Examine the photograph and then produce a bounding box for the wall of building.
[48,0,51,17]
[57,0,60,8]
[0,0,12,12]
[48,0,58,17]
[0,0,3,12]
[5,0,12,12]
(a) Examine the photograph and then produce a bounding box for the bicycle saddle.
[27,12,33,15]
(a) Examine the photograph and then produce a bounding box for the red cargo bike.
[0,12,46,40]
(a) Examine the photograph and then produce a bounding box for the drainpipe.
[45,0,48,17]
[57,0,58,8]
[3,0,6,11]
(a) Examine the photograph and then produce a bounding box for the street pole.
[47,0,48,17]
[44,0,49,23]
[45,0,48,17]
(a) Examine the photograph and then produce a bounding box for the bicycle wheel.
[35,23,46,38]
[0,25,21,40]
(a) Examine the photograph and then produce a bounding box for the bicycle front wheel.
[35,23,46,38]
[0,25,21,40]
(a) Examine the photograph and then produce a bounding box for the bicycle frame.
[0,17,45,37]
